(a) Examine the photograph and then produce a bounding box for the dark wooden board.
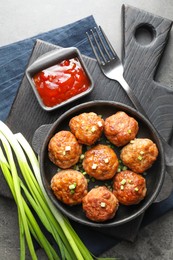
[1,5,173,241]
[6,6,173,143]
[122,5,173,143]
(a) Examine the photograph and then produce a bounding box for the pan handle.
[32,124,52,154]
[154,171,173,203]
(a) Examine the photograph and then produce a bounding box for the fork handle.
[118,76,147,117]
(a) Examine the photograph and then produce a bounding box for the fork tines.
[86,26,117,65]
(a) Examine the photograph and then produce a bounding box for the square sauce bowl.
[26,47,94,111]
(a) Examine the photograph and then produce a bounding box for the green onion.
[120,185,124,190]
[80,154,85,160]
[117,167,121,172]
[120,179,126,185]
[69,183,76,194]
[91,177,96,182]
[69,183,76,190]
[137,155,143,161]
[0,121,118,260]
[0,132,37,260]
[100,202,106,208]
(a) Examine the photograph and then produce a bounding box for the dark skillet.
[39,100,165,228]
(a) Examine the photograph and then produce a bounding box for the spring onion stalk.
[0,121,118,260]
[22,196,59,260]
[15,132,91,260]
[0,146,25,260]
[0,132,37,260]
[0,137,60,260]
[0,127,74,260]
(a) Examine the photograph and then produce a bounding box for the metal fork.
[86,26,147,117]
[86,26,173,175]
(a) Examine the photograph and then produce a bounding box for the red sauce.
[33,58,90,107]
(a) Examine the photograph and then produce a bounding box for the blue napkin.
[1,15,173,256]
[0,16,95,122]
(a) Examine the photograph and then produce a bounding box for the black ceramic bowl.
[38,100,165,227]
[25,47,94,111]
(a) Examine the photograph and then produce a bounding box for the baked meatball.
[104,111,139,147]
[69,112,104,145]
[120,138,158,173]
[113,170,147,205]
[48,130,82,169]
[82,186,119,222]
[51,169,88,205]
[82,144,119,180]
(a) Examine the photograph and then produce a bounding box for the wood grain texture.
[122,5,173,142]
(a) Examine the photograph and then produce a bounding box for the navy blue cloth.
[1,15,173,256]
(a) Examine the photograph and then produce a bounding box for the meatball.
[120,138,159,173]
[69,112,104,145]
[113,170,147,205]
[82,186,119,222]
[48,130,82,169]
[104,111,139,147]
[82,144,119,180]
[51,169,88,205]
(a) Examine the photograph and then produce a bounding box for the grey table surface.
[1,0,173,259]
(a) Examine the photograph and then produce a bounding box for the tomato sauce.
[33,58,90,107]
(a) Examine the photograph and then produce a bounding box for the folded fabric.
[0,15,95,122]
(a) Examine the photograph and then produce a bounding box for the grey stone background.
[0,0,173,259]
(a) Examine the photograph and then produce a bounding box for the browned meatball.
[82,186,119,222]
[113,170,147,205]
[120,138,159,173]
[48,130,82,169]
[69,112,104,145]
[51,169,88,205]
[82,144,119,180]
[104,111,139,147]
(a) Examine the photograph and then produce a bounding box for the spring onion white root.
[0,121,118,260]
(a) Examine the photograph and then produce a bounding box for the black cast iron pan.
[33,100,165,228]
